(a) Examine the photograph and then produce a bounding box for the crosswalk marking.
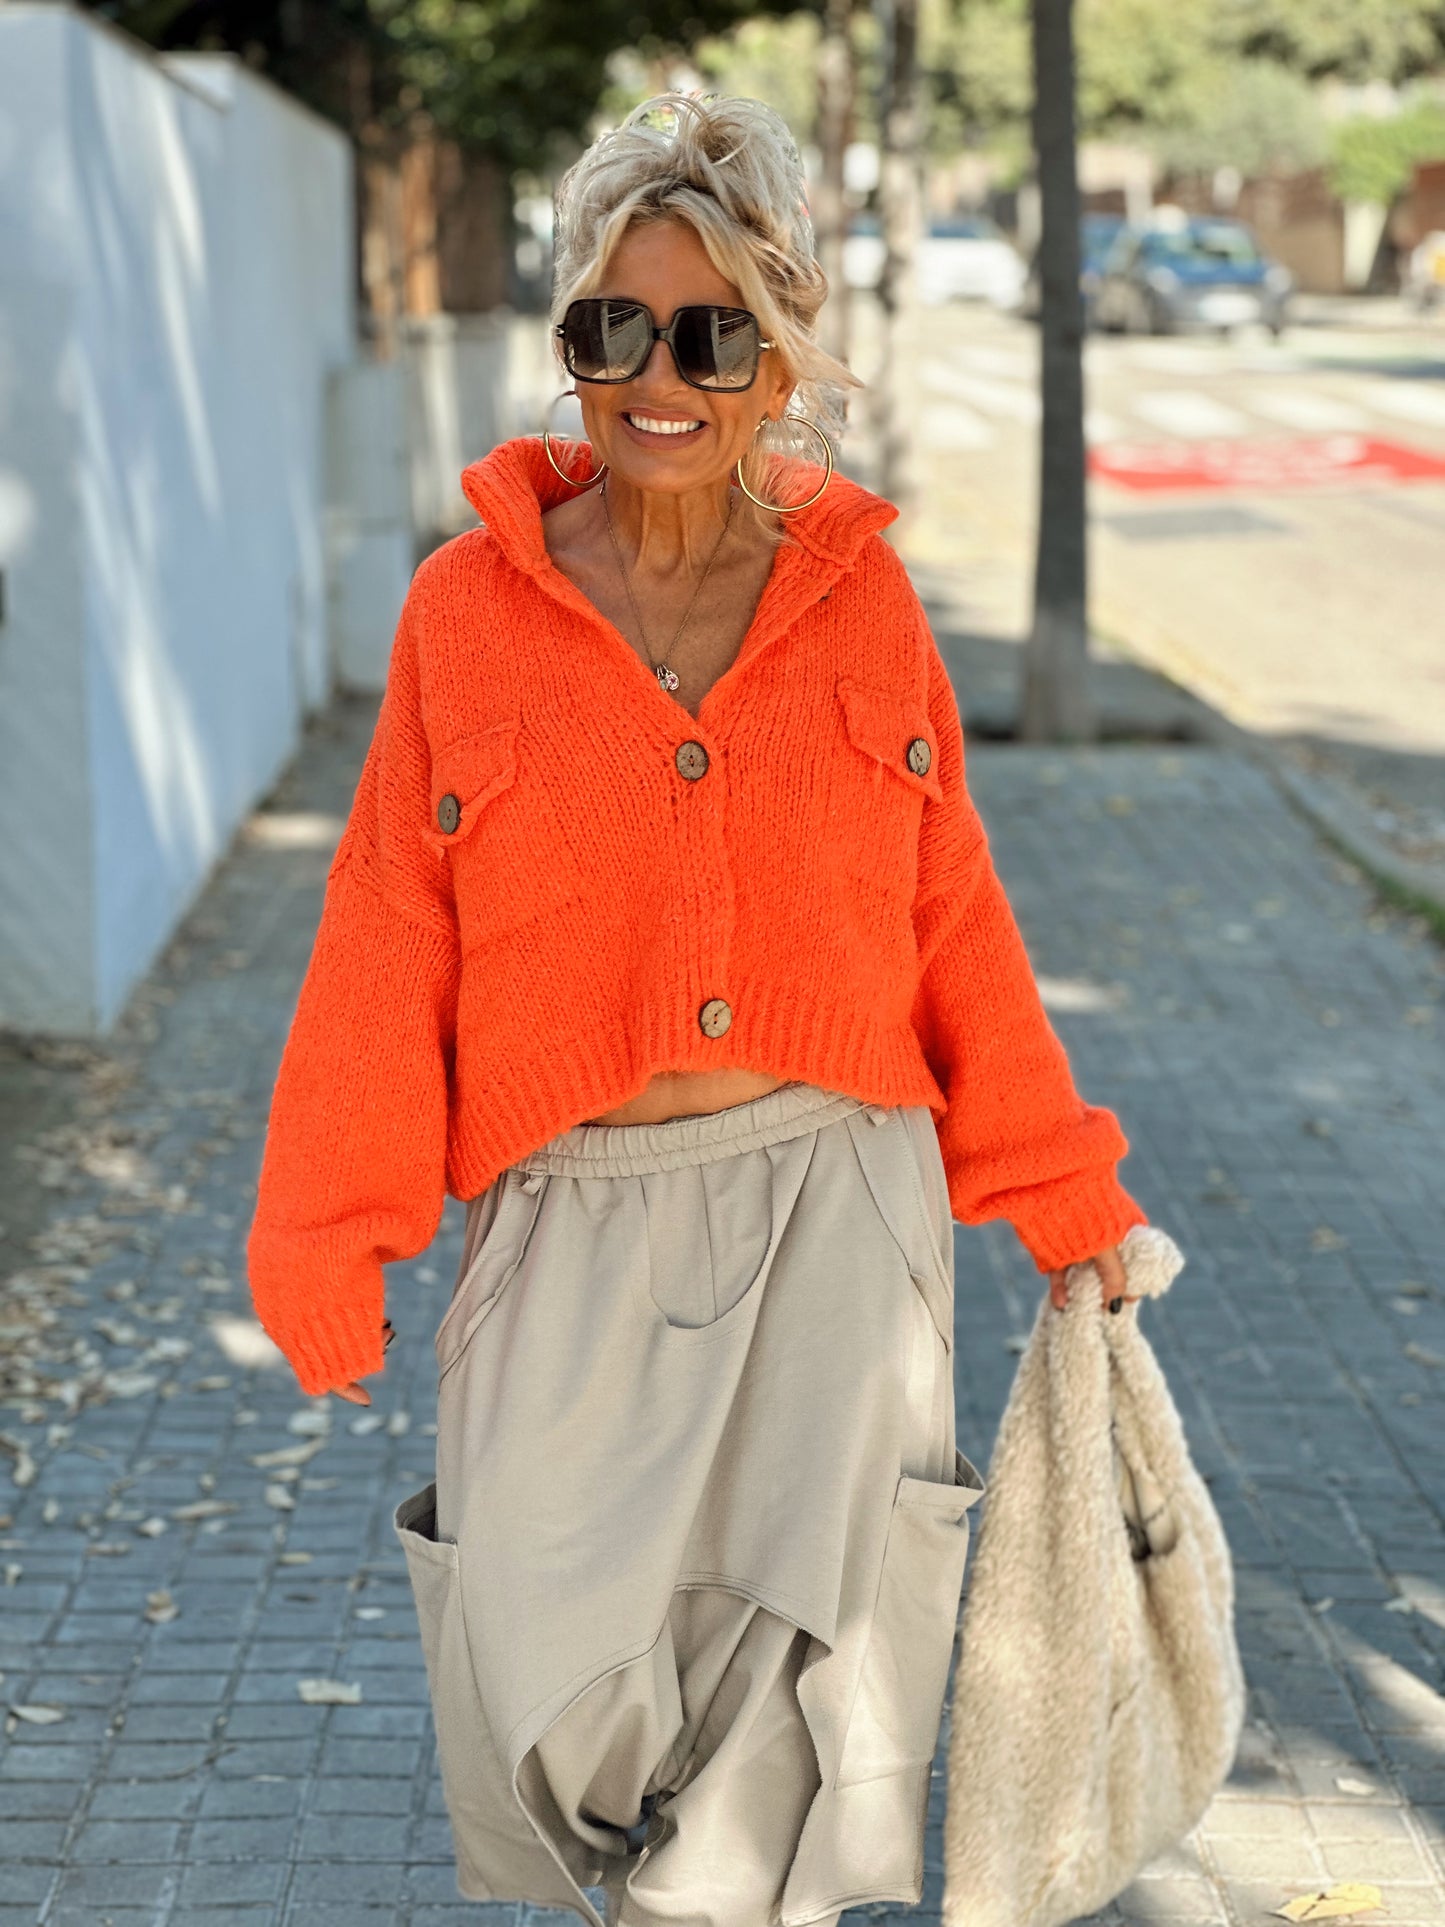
[1130,391,1252,437]
[1353,380,1445,427]
[919,402,995,451]
[951,345,1035,380]
[946,371,1041,423]
[1085,411,1127,444]
[1245,390,1370,431]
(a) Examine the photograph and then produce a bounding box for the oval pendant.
[656,664,681,692]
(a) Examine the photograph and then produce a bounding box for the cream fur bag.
[942,1222,1246,1927]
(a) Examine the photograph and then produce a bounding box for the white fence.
[0,5,356,1033]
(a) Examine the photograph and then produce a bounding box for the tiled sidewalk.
[1,685,1442,1927]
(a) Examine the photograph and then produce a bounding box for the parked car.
[1020,211,1127,323]
[842,211,1027,308]
[1092,214,1293,336]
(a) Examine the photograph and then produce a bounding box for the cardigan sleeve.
[909,622,1149,1274]
[245,570,461,1397]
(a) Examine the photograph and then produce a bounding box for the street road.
[850,301,1445,873]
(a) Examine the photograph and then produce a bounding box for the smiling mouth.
[624,413,704,436]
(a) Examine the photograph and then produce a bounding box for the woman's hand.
[1046,1244,1138,1313]
[330,1318,396,1405]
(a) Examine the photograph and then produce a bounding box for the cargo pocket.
[835,1448,986,1789]
[394,1478,474,1741]
[394,1480,542,1897]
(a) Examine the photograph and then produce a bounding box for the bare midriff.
[583,1067,788,1127]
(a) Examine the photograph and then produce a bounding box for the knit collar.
[459,434,899,580]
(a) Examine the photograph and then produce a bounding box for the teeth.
[626,414,702,436]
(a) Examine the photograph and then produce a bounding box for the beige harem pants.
[394,1080,985,1927]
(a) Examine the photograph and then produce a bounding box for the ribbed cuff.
[1005,1171,1151,1276]
[247,1245,387,1398]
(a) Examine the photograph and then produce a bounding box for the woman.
[247,93,1147,1927]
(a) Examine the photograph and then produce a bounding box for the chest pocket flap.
[426,718,521,849]
[836,675,943,804]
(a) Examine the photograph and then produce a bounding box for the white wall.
[0,5,355,1033]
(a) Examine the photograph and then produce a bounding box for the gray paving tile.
[7,685,1442,1927]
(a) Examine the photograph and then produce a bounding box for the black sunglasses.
[555,297,775,393]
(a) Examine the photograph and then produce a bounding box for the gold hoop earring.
[541,391,607,489]
[735,414,834,514]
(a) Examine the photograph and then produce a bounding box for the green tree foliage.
[919,0,1445,167]
[1327,91,1445,202]
[1209,0,1444,86]
[636,12,827,143]
[1151,60,1329,179]
[78,0,805,165]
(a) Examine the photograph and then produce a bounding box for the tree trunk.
[873,0,921,513]
[1019,0,1095,743]
[437,146,512,312]
[400,127,443,317]
[359,145,405,359]
[814,0,856,368]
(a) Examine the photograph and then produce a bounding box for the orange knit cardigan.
[247,435,1149,1395]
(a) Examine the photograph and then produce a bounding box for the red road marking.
[1089,434,1445,493]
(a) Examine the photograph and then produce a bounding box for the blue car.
[1093,214,1293,336]
[1021,211,1126,324]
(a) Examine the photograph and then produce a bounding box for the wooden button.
[698,998,732,1038]
[906,737,932,777]
[675,741,709,781]
[437,793,461,834]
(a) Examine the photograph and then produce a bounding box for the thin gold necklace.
[599,480,736,694]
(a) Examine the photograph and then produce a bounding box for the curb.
[1098,637,1445,931]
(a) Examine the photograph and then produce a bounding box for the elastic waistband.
[515,1081,876,1179]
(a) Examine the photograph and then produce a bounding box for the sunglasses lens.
[563,299,651,381]
[673,306,760,389]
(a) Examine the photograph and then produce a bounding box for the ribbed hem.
[1001,1173,1152,1275]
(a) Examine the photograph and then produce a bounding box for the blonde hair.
[550,92,861,527]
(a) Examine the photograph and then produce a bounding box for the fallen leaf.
[248,1439,326,1470]
[386,1410,410,1437]
[347,1413,385,1436]
[136,1517,168,1538]
[92,1318,140,1346]
[189,1375,231,1391]
[141,1336,191,1363]
[85,1542,130,1556]
[0,1435,37,1488]
[296,1677,362,1705]
[101,1371,160,1400]
[1309,1597,1335,1615]
[264,1484,296,1511]
[1274,1881,1383,1920]
[170,1500,236,1521]
[1334,1776,1375,1796]
[1383,1596,1414,1614]
[9,1703,66,1724]
[277,1550,313,1565]
[3,1564,21,1586]
[144,1589,179,1624]
[355,1606,386,1620]
[1403,1340,1445,1370]
[287,1408,331,1438]
[40,1498,59,1524]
